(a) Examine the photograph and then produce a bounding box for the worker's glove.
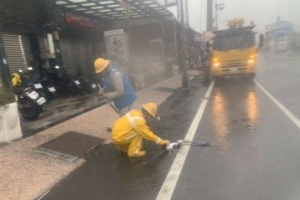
[164,142,182,153]
[164,144,174,152]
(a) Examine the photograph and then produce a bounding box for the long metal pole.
[176,0,182,78]
[124,0,136,89]
[215,0,218,30]
[207,0,213,31]
[180,0,189,89]
[173,18,178,66]
[185,0,191,70]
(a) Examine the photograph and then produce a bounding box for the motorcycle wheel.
[84,85,94,94]
[44,91,54,101]
[68,87,79,97]
[18,99,40,120]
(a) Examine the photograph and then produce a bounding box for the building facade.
[265,19,295,52]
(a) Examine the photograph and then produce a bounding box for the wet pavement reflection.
[212,89,229,150]
[246,91,259,132]
[211,78,260,151]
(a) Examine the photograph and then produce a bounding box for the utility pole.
[173,18,178,67]
[123,0,136,89]
[185,0,192,70]
[165,0,189,88]
[215,0,218,30]
[179,0,189,89]
[207,0,213,31]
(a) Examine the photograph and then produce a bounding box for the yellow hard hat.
[143,103,158,117]
[94,58,110,74]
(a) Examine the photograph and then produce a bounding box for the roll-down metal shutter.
[2,34,33,73]
[60,39,96,77]
[21,36,34,69]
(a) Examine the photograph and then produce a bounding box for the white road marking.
[254,80,300,129]
[156,80,215,200]
[36,190,50,200]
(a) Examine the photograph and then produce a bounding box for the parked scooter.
[11,71,46,120]
[46,66,82,97]
[27,67,56,102]
[74,68,98,94]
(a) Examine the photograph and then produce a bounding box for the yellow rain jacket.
[112,110,166,157]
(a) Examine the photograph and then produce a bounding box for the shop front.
[107,17,179,89]
[0,0,176,136]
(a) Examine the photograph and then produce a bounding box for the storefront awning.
[55,0,173,20]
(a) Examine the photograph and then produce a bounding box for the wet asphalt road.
[41,52,300,200]
[255,53,300,119]
[42,77,207,200]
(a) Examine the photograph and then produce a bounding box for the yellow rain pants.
[111,110,165,157]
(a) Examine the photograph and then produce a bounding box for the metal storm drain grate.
[33,131,104,162]
[155,87,176,93]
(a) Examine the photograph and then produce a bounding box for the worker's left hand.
[164,144,174,152]
[164,140,170,146]
[98,88,104,96]
[99,90,108,98]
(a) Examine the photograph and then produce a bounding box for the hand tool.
[97,84,120,115]
[164,140,209,153]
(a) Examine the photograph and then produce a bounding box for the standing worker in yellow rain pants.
[111,103,170,158]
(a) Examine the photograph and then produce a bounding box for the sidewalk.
[0,71,200,200]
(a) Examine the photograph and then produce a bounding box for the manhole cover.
[156,87,176,93]
[33,131,104,162]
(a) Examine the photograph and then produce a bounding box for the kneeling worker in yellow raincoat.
[111,103,170,158]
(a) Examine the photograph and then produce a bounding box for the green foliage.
[0,87,15,106]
